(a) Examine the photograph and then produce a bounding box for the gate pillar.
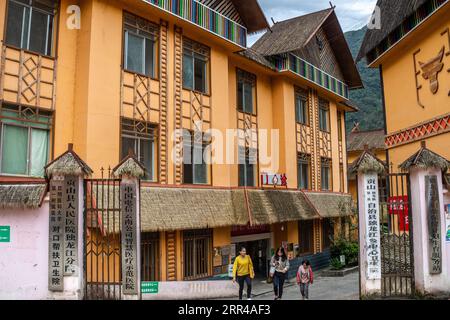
[44,144,93,300]
[399,141,450,296]
[350,147,386,298]
[112,152,145,300]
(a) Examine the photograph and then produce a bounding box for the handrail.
[143,0,247,47]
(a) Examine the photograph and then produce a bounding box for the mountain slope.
[344,27,384,132]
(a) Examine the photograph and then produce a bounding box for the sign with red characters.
[388,196,410,232]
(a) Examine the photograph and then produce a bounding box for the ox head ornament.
[419,47,445,94]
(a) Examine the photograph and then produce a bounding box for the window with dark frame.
[339,164,345,193]
[5,0,56,56]
[123,12,159,78]
[321,157,332,191]
[297,153,311,190]
[0,104,52,177]
[141,232,160,281]
[182,38,210,94]
[337,111,343,142]
[238,146,257,187]
[298,220,314,255]
[121,118,157,181]
[183,229,212,280]
[295,88,309,125]
[319,98,330,132]
[237,69,256,114]
[183,130,210,185]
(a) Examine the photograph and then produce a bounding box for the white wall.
[0,200,50,300]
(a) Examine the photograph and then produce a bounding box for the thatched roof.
[247,189,319,225]
[347,129,385,152]
[252,8,332,56]
[303,192,354,218]
[141,188,249,232]
[112,156,145,179]
[252,8,362,89]
[45,145,92,178]
[357,0,441,62]
[0,184,47,209]
[399,143,449,172]
[349,149,387,175]
[237,49,276,71]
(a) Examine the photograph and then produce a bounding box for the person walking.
[296,260,314,300]
[232,247,255,300]
[270,247,290,300]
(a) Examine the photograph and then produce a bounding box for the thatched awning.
[399,142,449,172]
[247,190,319,225]
[45,144,93,178]
[112,155,145,179]
[140,188,249,232]
[302,192,353,218]
[348,149,387,176]
[0,184,47,209]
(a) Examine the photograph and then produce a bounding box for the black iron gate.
[378,173,415,297]
[84,170,122,300]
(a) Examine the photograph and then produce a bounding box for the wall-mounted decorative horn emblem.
[419,47,445,94]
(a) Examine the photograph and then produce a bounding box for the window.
[298,220,314,255]
[322,219,333,250]
[141,232,160,281]
[183,130,210,185]
[237,69,256,114]
[0,104,51,177]
[297,153,311,190]
[319,99,330,132]
[339,164,345,193]
[5,0,55,56]
[183,229,212,280]
[123,12,158,77]
[121,118,157,181]
[321,157,332,191]
[238,146,257,187]
[295,89,309,125]
[183,38,210,94]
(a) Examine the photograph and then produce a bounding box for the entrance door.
[378,173,415,297]
[237,239,269,279]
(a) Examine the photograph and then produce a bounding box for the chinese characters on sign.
[364,174,381,280]
[49,178,64,291]
[63,176,79,276]
[121,183,138,295]
[425,175,442,274]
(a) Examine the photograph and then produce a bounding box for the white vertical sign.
[364,174,381,280]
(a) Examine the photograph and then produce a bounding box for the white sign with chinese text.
[364,174,382,280]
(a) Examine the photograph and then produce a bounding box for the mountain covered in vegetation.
[344,27,384,132]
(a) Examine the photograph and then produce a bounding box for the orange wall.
[378,6,450,169]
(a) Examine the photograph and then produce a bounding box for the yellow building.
[358,0,450,172]
[347,126,386,200]
[0,0,362,284]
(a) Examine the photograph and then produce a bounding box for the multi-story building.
[0,0,361,287]
[358,0,449,172]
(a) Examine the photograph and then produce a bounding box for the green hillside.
[344,27,384,132]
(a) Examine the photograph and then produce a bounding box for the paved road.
[234,272,359,301]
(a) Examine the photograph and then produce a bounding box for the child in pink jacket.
[296,260,313,300]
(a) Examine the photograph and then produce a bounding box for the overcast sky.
[249,0,377,45]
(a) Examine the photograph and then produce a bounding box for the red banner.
[388,196,409,232]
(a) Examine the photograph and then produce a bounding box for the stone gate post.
[44,144,93,300]
[399,141,450,296]
[350,147,386,297]
[112,151,145,300]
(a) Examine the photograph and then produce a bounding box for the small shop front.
[231,225,273,279]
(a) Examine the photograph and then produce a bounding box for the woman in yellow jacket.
[232,247,255,300]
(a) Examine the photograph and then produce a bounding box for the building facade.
[0,0,361,290]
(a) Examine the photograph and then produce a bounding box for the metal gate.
[84,170,122,300]
[378,173,415,297]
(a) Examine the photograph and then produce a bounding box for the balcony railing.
[274,53,349,100]
[143,0,247,47]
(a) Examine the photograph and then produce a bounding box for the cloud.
[249,0,377,45]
